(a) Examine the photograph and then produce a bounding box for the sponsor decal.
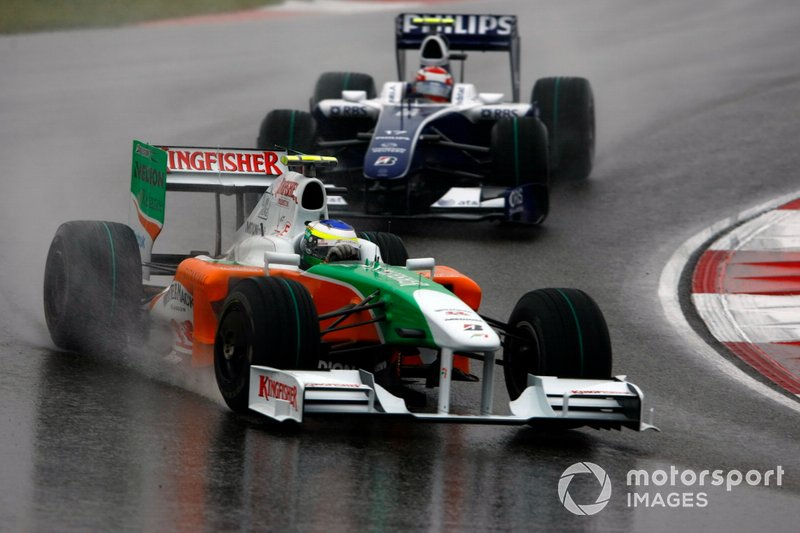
[385,130,407,136]
[306,382,364,388]
[131,140,167,241]
[395,108,420,118]
[444,310,471,316]
[463,323,483,331]
[258,375,298,410]
[257,199,271,220]
[166,148,283,176]
[164,282,193,309]
[366,264,429,287]
[330,105,368,117]
[375,156,398,166]
[453,85,467,104]
[402,14,515,36]
[274,179,299,200]
[318,360,357,370]
[169,319,193,352]
[245,220,264,236]
[480,108,520,120]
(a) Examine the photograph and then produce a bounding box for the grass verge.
[0,0,281,34]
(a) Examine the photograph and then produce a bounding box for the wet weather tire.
[43,221,142,353]
[357,231,409,266]
[214,277,320,413]
[490,116,549,187]
[311,71,376,108]
[532,77,595,180]
[256,109,316,153]
[502,288,612,400]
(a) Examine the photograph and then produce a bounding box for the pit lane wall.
[692,198,800,396]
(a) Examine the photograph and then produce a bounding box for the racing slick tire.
[43,220,143,353]
[357,231,409,266]
[532,77,595,181]
[502,288,612,401]
[311,71,377,108]
[214,277,320,413]
[256,109,316,153]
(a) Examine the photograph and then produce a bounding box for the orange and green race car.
[43,141,654,431]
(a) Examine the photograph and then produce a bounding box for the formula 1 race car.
[43,141,652,431]
[257,13,595,225]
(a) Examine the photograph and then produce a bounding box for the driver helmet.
[413,66,453,103]
[300,219,360,266]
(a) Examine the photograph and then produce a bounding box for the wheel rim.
[216,305,252,385]
[509,320,542,395]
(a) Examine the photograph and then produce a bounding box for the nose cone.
[413,289,500,351]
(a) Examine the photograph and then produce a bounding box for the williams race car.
[43,141,652,431]
[257,13,596,225]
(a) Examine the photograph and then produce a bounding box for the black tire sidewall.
[503,288,612,400]
[532,77,595,180]
[214,277,320,413]
[490,117,549,187]
[43,221,142,353]
[257,109,316,153]
[357,231,409,266]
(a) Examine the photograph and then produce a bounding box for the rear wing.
[395,13,521,101]
[159,145,288,194]
[129,141,287,275]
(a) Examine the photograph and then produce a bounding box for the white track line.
[658,190,800,413]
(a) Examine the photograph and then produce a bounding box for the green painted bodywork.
[130,140,167,225]
[307,261,454,348]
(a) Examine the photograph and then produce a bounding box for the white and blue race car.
[257,13,595,225]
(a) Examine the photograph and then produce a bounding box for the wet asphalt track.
[2,0,800,530]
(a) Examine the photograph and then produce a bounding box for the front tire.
[43,221,142,353]
[502,288,612,400]
[490,116,549,187]
[214,277,320,413]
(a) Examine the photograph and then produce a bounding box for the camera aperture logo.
[558,462,612,516]
[559,463,785,515]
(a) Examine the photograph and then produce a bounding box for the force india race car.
[257,13,596,225]
[43,141,653,431]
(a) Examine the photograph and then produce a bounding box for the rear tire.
[532,77,595,180]
[311,71,377,108]
[502,288,612,400]
[256,109,316,153]
[357,231,409,266]
[43,221,142,353]
[214,277,320,413]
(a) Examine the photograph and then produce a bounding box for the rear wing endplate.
[395,13,521,101]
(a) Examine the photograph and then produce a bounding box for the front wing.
[248,366,656,431]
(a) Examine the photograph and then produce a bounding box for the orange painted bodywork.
[172,258,481,373]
